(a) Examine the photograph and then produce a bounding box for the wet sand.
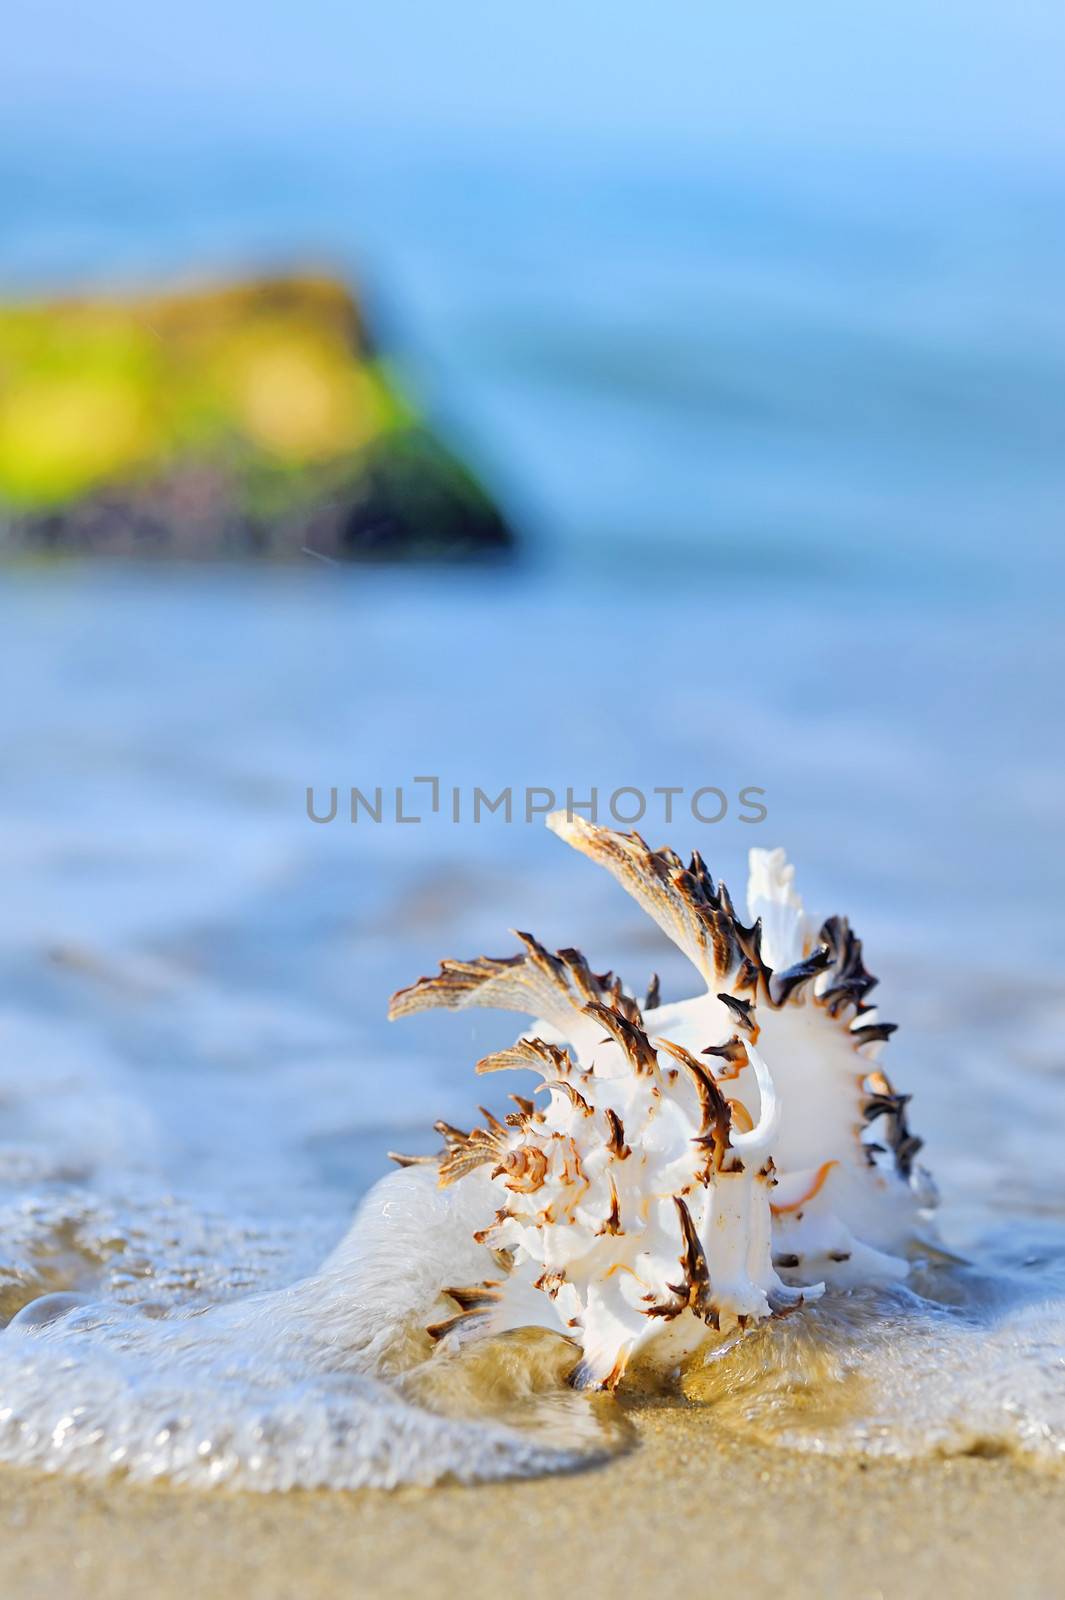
[1,1400,1061,1600]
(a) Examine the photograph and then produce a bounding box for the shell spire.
[388,818,937,1390]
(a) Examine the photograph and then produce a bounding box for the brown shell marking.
[604,1107,630,1159]
[702,1034,751,1082]
[426,1280,502,1342]
[815,915,879,1021]
[583,1000,659,1075]
[476,1036,576,1078]
[770,1159,838,1216]
[388,929,643,1036]
[814,918,918,1178]
[435,1114,509,1187]
[595,1176,623,1237]
[654,1036,734,1174]
[717,992,759,1039]
[558,1138,590,1217]
[543,1079,594,1116]
[768,946,834,1006]
[861,1079,923,1177]
[492,1145,549,1193]
[472,1207,512,1246]
[505,1093,539,1129]
[665,1196,712,1317]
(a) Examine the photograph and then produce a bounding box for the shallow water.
[0,567,1062,1485]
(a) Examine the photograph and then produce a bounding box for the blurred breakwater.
[0,274,514,561]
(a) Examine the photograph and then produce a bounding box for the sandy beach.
[1,1400,1061,1600]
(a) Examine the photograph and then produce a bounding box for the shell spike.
[653,1036,730,1150]
[717,992,758,1037]
[701,1035,750,1081]
[390,928,634,1040]
[541,1079,593,1116]
[671,1196,711,1310]
[604,1107,630,1159]
[726,1042,779,1158]
[582,1000,659,1075]
[475,1036,574,1077]
[547,811,730,985]
[769,945,833,1006]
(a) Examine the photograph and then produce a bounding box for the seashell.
[389,816,937,1391]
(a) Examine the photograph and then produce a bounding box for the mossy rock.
[0,275,514,561]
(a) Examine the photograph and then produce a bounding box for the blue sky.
[8,0,1065,173]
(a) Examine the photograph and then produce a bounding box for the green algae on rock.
[0,274,513,560]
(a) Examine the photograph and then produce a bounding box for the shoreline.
[1,1399,1061,1600]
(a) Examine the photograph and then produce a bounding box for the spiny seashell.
[389,815,938,1391]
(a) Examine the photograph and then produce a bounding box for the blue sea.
[5,128,1065,591]
[0,129,1063,1482]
